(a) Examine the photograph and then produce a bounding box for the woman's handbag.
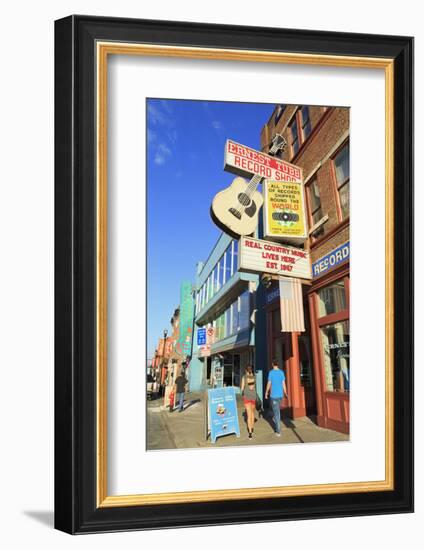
[255,394,264,415]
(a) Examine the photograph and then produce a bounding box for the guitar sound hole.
[238,193,251,206]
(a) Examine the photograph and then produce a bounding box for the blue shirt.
[268,369,285,399]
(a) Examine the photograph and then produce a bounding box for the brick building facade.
[259,104,350,434]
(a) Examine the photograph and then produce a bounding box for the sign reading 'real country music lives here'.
[238,236,311,280]
[224,139,302,182]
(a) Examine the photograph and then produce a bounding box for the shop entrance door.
[272,335,289,410]
[298,335,316,415]
[223,353,241,387]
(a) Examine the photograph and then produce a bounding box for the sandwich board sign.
[207,387,240,443]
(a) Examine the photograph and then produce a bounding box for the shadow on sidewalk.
[183,398,201,411]
[262,408,305,443]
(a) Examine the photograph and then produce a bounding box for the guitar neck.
[246,174,263,195]
[246,142,282,191]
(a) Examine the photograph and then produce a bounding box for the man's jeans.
[270,398,282,433]
[176,392,184,411]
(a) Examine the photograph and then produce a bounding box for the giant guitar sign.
[211,135,289,238]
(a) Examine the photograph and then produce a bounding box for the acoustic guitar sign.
[211,136,289,238]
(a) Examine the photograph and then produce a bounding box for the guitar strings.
[232,142,281,217]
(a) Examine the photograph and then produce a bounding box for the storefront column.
[287,332,305,418]
[308,292,326,426]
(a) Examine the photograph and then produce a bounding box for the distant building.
[188,233,263,396]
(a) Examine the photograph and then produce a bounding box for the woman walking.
[241,365,257,440]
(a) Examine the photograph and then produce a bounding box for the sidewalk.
[147,391,349,450]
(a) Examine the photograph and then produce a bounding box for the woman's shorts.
[243,398,255,406]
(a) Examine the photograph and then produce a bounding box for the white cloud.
[147,129,157,144]
[154,143,172,165]
[147,100,177,166]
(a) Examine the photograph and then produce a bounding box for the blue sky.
[147,98,275,358]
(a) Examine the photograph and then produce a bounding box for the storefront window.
[239,290,250,330]
[233,354,241,387]
[232,240,238,276]
[224,245,232,284]
[206,276,210,303]
[213,264,219,293]
[320,320,350,392]
[333,143,350,220]
[218,255,224,288]
[317,280,346,317]
[209,273,214,301]
[231,300,239,334]
[300,106,311,140]
[299,336,313,387]
[225,307,232,338]
[223,354,233,386]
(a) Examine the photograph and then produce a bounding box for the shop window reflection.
[299,336,312,387]
[317,280,346,317]
[320,320,350,392]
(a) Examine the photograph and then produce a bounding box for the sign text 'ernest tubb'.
[224,139,302,182]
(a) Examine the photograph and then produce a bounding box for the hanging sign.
[199,345,211,357]
[208,387,240,444]
[238,236,311,279]
[197,328,206,346]
[176,281,194,356]
[224,139,302,182]
[263,179,308,244]
[206,327,215,345]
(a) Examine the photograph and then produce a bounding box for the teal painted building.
[188,232,263,396]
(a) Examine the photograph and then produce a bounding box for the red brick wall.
[261,104,350,262]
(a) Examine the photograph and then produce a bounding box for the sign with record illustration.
[263,179,308,244]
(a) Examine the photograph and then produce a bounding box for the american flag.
[279,276,305,332]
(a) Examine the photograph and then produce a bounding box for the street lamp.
[162,329,169,387]
[163,329,168,365]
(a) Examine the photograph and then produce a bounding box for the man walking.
[174,369,188,413]
[265,359,288,436]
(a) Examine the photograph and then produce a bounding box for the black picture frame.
[55,15,414,534]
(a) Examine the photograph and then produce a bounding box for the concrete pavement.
[146,391,349,450]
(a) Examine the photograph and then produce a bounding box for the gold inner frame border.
[96,42,394,508]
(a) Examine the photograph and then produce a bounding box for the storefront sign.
[197,328,206,346]
[224,139,302,182]
[206,327,215,345]
[176,281,194,356]
[199,344,211,357]
[266,287,280,304]
[239,236,311,279]
[263,179,308,244]
[208,387,240,444]
[312,241,350,278]
[164,337,173,357]
[157,338,165,357]
[212,363,224,387]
